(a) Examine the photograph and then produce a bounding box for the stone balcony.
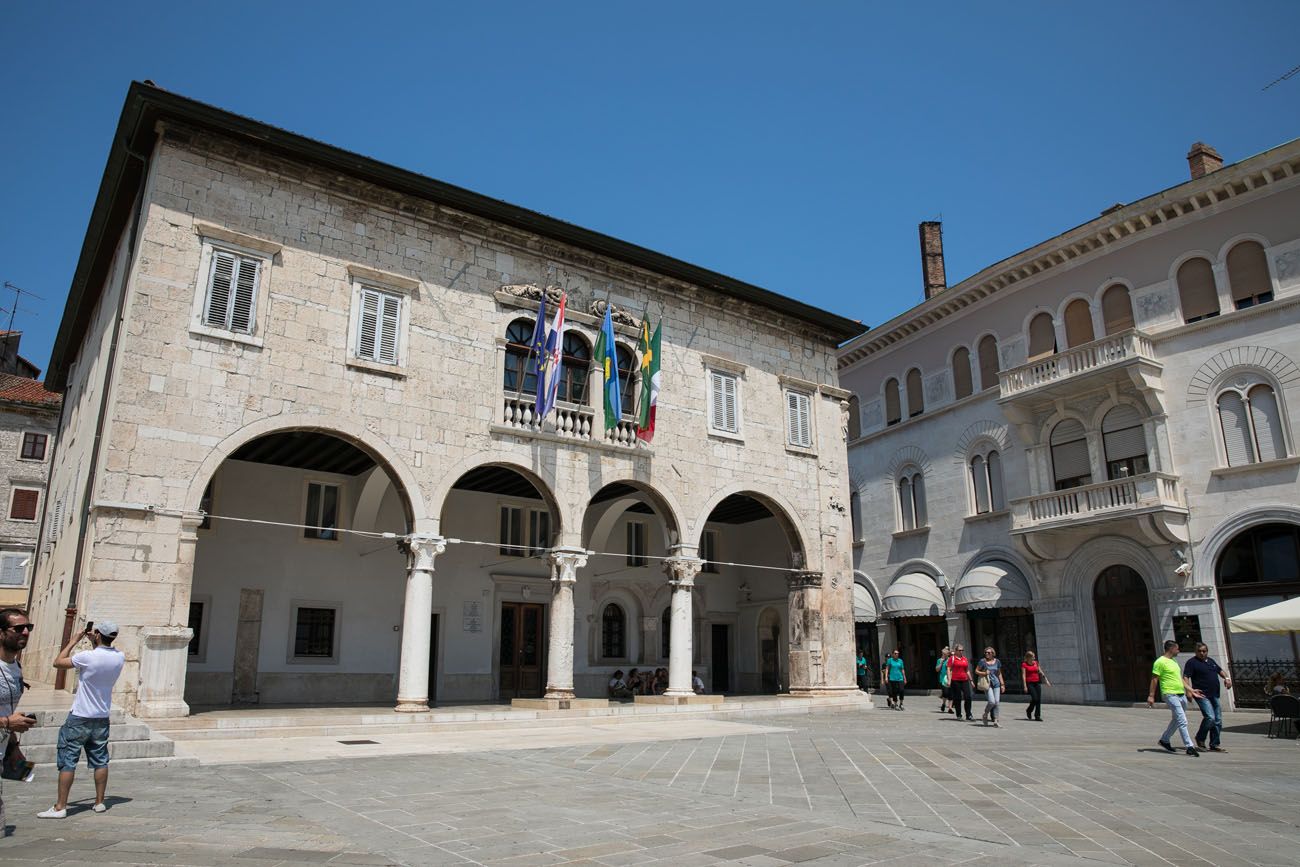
[998,329,1161,406]
[493,394,642,449]
[1009,472,1189,560]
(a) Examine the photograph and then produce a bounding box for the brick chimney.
[1187,142,1223,179]
[918,221,947,299]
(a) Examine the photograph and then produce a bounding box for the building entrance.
[499,602,545,699]
[711,624,732,693]
[896,617,948,689]
[1094,565,1156,701]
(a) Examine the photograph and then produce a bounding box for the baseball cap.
[94,619,119,637]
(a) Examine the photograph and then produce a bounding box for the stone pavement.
[0,703,1296,866]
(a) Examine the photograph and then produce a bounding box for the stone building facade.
[840,139,1300,707]
[25,83,863,717]
[0,365,61,608]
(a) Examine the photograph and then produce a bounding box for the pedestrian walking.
[0,608,37,836]
[856,649,870,693]
[1148,640,1201,756]
[38,620,125,819]
[1183,643,1231,752]
[948,644,974,720]
[1021,651,1051,721]
[935,646,952,713]
[882,649,906,710]
[976,647,1004,727]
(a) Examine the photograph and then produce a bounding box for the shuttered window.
[355,286,402,364]
[905,369,924,417]
[1063,299,1095,348]
[709,371,739,434]
[1227,241,1273,309]
[971,455,990,514]
[8,488,39,522]
[884,378,902,425]
[1027,312,1057,360]
[1177,258,1219,323]
[898,470,926,530]
[1050,419,1092,489]
[952,347,973,399]
[203,249,260,334]
[977,336,1000,391]
[1248,385,1285,463]
[303,482,340,541]
[987,451,1006,510]
[1101,284,1135,335]
[785,390,812,448]
[1217,391,1255,466]
[0,552,27,587]
[1103,405,1149,478]
[528,509,551,556]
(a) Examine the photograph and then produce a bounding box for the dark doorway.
[855,622,879,688]
[966,608,1036,692]
[896,617,948,689]
[499,602,545,699]
[711,624,731,693]
[1094,565,1156,701]
[427,613,439,705]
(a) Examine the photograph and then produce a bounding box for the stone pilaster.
[787,571,824,696]
[395,534,446,712]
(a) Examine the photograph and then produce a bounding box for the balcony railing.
[999,329,1157,399]
[500,394,639,448]
[1011,472,1182,529]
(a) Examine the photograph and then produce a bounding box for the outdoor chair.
[1267,694,1300,739]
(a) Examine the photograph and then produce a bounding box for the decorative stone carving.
[589,297,639,328]
[500,283,564,304]
[787,571,824,590]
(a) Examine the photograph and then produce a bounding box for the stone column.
[544,547,588,699]
[395,534,447,712]
[787,572,824,696]
[663,556,704,696]
[136,627,195,719]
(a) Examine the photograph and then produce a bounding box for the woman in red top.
[947,645,973,720]
[1021,651,1052,721]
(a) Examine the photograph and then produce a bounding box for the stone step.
[20,708,128,727]
[15,721,154,746]
[20,733,180,765]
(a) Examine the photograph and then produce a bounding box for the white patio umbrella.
[1228,597,1300,634]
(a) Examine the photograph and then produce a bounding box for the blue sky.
[2,2,1297,373]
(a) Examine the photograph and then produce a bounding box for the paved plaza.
[0,703,1297,866]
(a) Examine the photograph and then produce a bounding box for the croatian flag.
[537,294,567,420]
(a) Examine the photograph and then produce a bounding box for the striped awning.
[881,572,945,618]
[853,582,878,623]
[953,562,1032,611]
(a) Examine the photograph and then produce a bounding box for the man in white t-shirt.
[38,619,125,819]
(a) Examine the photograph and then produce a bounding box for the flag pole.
[625,304,650,427]
[513,291,547,405]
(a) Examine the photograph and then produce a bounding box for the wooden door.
[711,624,731,693]
[1094,566,1156,701]
[499,602,545,699]
[899,618,948,689]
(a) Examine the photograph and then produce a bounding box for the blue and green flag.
[592,304,622,430]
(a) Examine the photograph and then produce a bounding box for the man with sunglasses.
[0,608,37,836]
[1184,643,1231,752]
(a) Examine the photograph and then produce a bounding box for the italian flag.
[636,319,661,442]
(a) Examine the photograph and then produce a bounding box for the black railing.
[1227,658,1298,708]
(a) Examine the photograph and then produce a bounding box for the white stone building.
[25,83,864,717]
[840,140,1300,707]
[0,358,61,608]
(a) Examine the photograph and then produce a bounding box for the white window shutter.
[971,456,990,514]
[203,251,236,328]
[1218,391,1256,466]
[711,372,737,433]
[898,477,914,530]
[723,374,737,432]
[229,257,259,333]
[378,292,401,364]
[913,473,927,526]
[785,392,801,445]
[0,553,25,587]
[357,288,380,360]
[792,393,811,447]
[987,451,1005,510]
[1248,385,1285,462]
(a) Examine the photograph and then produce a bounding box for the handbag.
[976,673,990,692]
[2,734,35,782]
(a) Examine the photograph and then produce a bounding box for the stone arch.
[430,452,567,539]
[693,484,811,567]
[184,414,426,530]
[952,420,1010,464]
[1186,346,1300,407]
[885,445,931,479]
[1216,232,1273,263]
[589,586,643,664]
[582,478,685,552]
[1088,393,1151,430]
[1168,248,1218,282]
[1192,505,1300,588]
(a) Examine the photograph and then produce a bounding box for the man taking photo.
[0,608,37,835]
[38,619,124,819]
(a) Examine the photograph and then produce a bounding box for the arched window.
[1101,284,1135,335]
[968,447,1006,515]
[601,603,626,658]
[1226,241,1273,309]
[1063,299,1095,348]
[1216,378,1288,466]
[1050,419,1091,490]
[850,490,862,541]
[1177,257,1219,323]
[847,395,861,440]
[977,335,1000,391]
[1027,312,1057,360]
[504,318,539,396]
[558,332,591,403]
[1102,405,1149,479]
[884,378,901,426]
[615,344,637,416]
[897,467,926,531]
[952,347,973,400]
[661,606,671,658]
[905,368,924,417]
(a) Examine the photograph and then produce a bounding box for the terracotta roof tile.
[0,373,62,408]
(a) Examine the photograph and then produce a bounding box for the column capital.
[788,571,823,590]
[664,556,705,588]
[548,546,589,583]
[403,534,447,572]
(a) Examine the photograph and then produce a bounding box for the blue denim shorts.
[57,714,111,771]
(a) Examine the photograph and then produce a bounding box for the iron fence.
[1227,658,1298,708]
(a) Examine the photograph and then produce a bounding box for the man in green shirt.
[1147,640,1203,756]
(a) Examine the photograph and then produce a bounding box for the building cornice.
[838,138,1300,369]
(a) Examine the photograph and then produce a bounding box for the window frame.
[701,528,719,573]
[896,466,927,532]
[8,486,41,523]
[18,430,49,462]
[302,480,343,542]
[1214,375,1291,468]
[287,600,342,664]
[784,388,814,449]
[967,444,1006,516]
[707,369,742,438]
[600,602,628,660]
[188,594,212,663]
[499,503,551,557]
[189,236,274,347]
[0,549,31,589]
[348,282,407,368]
[626,519,647,568]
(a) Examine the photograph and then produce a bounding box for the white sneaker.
[93,803,107,813]
[37,807,67,819]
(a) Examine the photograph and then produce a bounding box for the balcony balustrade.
[499,394,639,448]
[999,329,1158,401]
[1011,472,1183,530]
